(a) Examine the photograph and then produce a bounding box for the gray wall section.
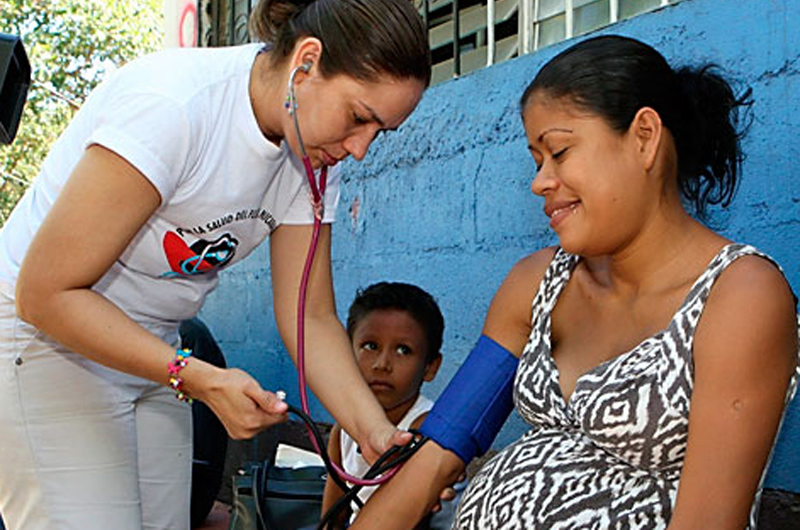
[201,0,800,493]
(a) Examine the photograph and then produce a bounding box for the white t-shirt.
[0,44,340,343]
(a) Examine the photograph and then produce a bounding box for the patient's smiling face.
[523,94,654,257]
[351,308,439,424]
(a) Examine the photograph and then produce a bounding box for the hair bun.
[249,0,316,43]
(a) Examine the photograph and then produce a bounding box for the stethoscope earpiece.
[285,63,313,120]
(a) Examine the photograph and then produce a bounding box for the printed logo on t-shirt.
[161,231,239,277]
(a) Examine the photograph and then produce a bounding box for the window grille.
[426,0,679,83]
[526,0,671,52]
[197,0,682,85]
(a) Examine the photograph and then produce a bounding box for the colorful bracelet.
[167,347,193,403]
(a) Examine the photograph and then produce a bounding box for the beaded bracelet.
[167,347,193,403]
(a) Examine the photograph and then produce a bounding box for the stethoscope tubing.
[288,64,415,488]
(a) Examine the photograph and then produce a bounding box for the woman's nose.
[531,164,558,196]
[344,126,379,161]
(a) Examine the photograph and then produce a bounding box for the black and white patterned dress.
[453,244,799,530]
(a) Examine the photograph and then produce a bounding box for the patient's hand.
[431,472,465,512]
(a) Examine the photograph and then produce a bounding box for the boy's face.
[351,309,440,422]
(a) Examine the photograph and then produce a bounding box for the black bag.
[229,460,327,530]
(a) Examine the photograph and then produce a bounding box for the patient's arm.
[348,441,465,530]
[667,256,797,529]
[350,250,552,528]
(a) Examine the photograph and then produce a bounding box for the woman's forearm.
[269,223,393,453]
[15,285,219,392]
[15,284,290,441]
[349,442,465,530]
[284,311,389,446]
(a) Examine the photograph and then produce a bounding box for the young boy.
[321,282,445,529]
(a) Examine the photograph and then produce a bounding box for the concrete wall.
[201,0,800,492]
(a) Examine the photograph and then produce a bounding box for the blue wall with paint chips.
[201,0,800,492]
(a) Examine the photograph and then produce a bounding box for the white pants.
[0,292,192,530]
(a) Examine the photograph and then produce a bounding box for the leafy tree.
[0,0,164,224]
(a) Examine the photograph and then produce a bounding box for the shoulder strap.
[530,248,579,327]
[672,243,797,364]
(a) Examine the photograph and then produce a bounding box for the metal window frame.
[522,0,673,52]
[198,0,254,48]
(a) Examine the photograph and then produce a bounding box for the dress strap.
[529,248,579,327]
[670,243,797,368]
[675,244,781,322]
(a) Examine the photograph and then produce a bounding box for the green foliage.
[0,0,164,224]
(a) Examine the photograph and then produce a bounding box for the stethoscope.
[282,63,429,528]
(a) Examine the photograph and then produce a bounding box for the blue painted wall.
[202,0,800,492]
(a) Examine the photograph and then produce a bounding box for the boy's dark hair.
[346,282,444,363]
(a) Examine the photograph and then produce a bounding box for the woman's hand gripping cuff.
[419,335,518,464]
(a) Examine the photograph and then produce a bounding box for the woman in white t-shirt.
[0,0,430,528]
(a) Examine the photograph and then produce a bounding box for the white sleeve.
[86,91,192,205]
[281,163,341,225]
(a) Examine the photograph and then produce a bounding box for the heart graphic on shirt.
[162,231,239,276]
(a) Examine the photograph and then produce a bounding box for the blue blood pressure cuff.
[420,335,518,464]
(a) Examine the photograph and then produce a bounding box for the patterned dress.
[453,244,799,530]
